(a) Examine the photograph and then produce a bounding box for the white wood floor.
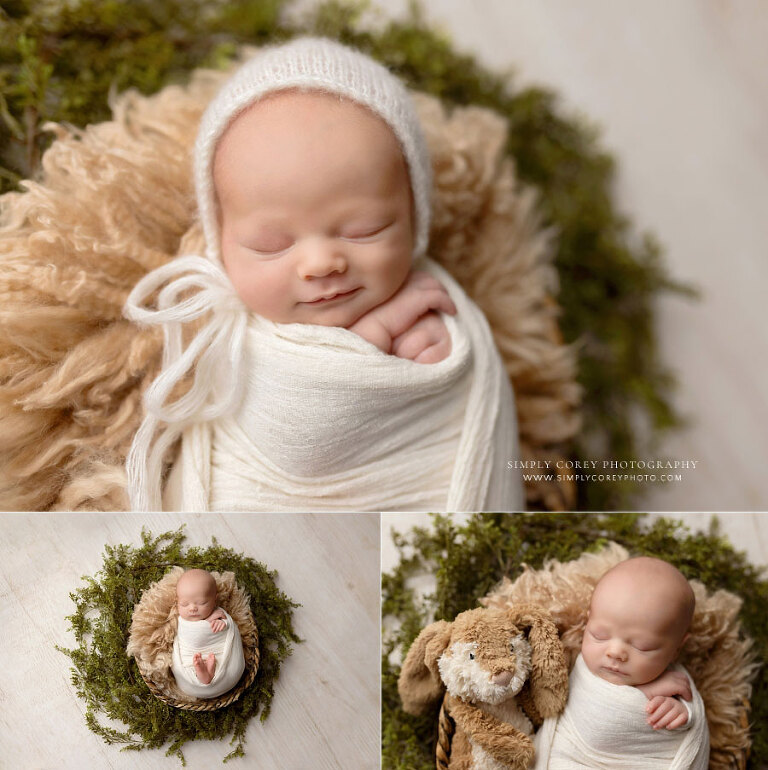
[0,512,380,770]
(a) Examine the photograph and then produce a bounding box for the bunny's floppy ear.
[508,604,568,718]
[398,620,453,715]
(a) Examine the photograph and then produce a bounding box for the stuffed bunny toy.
[398,605,568,770]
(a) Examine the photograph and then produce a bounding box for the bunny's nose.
[491,671,514,687]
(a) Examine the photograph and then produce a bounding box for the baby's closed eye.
[339,220,393,241]
[243,230,294,256]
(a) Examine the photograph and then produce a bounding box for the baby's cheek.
[226,258,287,317]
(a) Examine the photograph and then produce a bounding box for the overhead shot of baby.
[125,37,524,513]
[171,568,246,699]
[534,556,710,769]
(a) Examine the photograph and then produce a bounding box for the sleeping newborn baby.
[171,569,246,699]
[125,37,523,512]
[534,557,710,769]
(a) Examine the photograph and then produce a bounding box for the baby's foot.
[193,652,215,685]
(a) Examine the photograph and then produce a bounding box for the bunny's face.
[437,613,532,705]
[398,604,568,719]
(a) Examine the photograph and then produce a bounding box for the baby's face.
[213,90,414,328]
[581,565,689,687]
[176,570,217,622]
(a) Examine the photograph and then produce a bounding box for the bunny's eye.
[469,652,475,660]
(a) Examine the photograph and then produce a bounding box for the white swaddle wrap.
[533,655,709,770]
[127,255,523,512]
[171,609,245,699]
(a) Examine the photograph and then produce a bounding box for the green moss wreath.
[58,528,300,763]
[0,0,692,509]
[381,513,767,770]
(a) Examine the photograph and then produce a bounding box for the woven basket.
[435,698,454,770]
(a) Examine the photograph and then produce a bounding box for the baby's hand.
[391,311,452,363]
[645,695,689,730]
[637,670,692,702]
[348,270,456,362]
[207,609,227,633]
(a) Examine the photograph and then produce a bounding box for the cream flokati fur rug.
[0,49,580,511]
[481,544,757,770]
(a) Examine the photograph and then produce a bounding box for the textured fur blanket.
[0,48,580,511]
[481,544,757,770]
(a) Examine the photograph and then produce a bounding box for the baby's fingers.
[645,696,666,715]
[647,698,674,726]
[413,287,456,317]
[414,337,452,364]
[392,312,450,362]
[665,712,688,730]
[406,272,457,316]
[653,706,685,730]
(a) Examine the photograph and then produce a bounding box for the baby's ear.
[398,620,452,715]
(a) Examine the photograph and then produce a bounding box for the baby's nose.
[491,670,514,687]
[298,239,347,280]
[607,643,628,660]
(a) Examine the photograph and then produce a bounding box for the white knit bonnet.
[195,36,432,262]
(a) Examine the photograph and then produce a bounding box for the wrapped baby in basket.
[172,568,246,699]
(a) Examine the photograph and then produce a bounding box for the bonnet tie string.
[124,255,247,511]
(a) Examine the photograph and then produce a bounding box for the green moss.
[381,513,767,770]
[57,527,300,764]
[0,0,695,508]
